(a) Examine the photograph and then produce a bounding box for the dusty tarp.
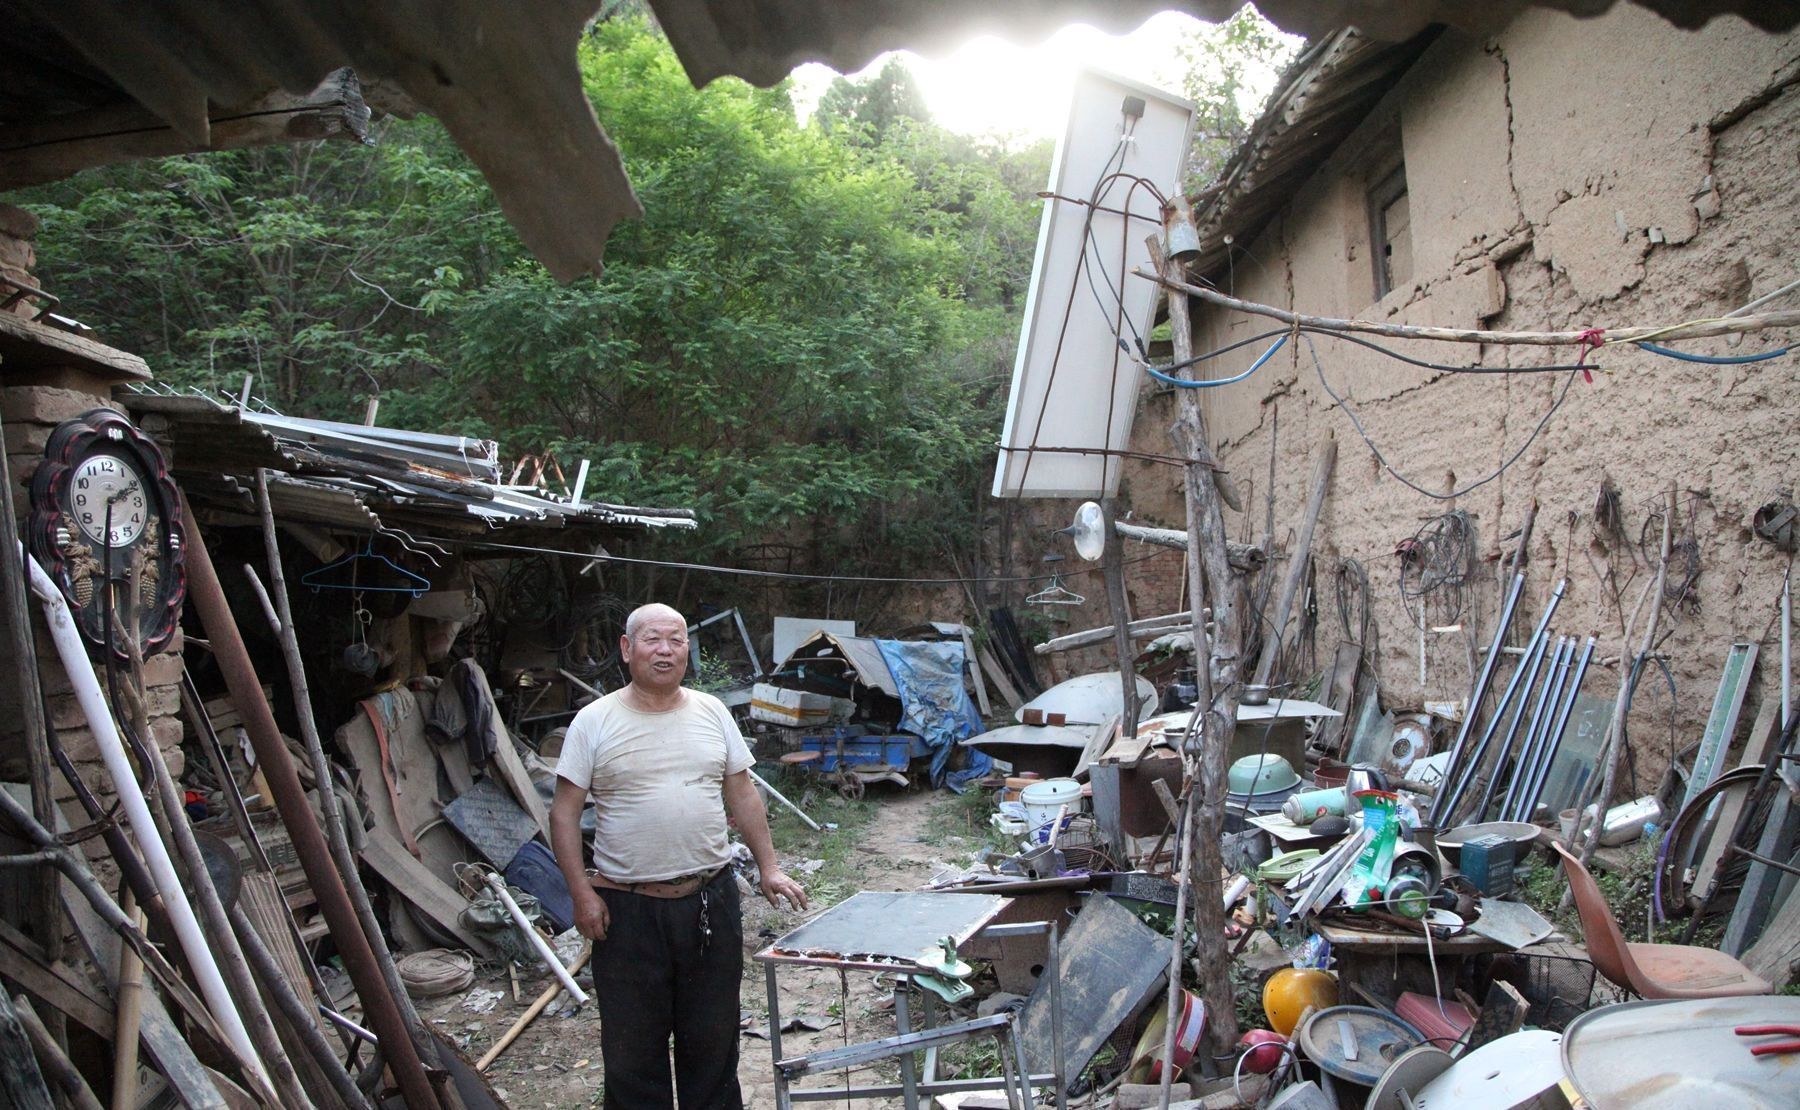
[874,639,989,791]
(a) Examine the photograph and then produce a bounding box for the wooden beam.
[1035,612,1199,655]
[359,828,495,957]
[1251,438,1336,689]
[0,71,370,192]
[0,917,112,1043]
[0,313,149,382]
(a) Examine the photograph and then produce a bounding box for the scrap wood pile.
[0,497,601,1109]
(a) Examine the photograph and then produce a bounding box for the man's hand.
[574,888,611,941]
[761,868,809,911]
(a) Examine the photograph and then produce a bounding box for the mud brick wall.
[1113,9,1800,790]
[0,204,187,854]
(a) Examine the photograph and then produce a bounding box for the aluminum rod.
[1519,636,1596,821]
[1435,578,1564,823]
[177,496,444,1110]
[1430,572,1526,824]
[1506,638,1575,822]
[19,543,266,1085]
[1436,628,1549,825]
[1482,637,1566,822]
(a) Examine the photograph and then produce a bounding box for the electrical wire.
[409,533,1176,586]
[1308,333,1583,501]
[1143,334,1288,388]
[1636,341,1791,364]
[1140,324,1601,380]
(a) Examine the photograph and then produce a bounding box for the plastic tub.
[1020,778,1082,842]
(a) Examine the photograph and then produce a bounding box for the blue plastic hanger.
[301,535,430,597]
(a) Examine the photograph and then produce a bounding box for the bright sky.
[788,11,1211,143]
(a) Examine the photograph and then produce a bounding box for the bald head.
[625,603,687,640]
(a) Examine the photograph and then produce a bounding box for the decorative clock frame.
[28,407,186,659]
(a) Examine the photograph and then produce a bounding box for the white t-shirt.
[554,687,754,883]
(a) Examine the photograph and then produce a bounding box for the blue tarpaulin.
[875,639,990,792]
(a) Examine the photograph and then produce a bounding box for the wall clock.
[28,407,186,659]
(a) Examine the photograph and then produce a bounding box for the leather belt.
[590,867,723,900]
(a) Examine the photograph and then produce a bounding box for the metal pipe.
[1430,573,1526,824]
[20,542,266,1085]
[1436,579,1565,823]
[176,496,444,1110]
[1506,638,1574,822]
[1520,637,1596,822]
[1482,636,1566,822]
[1437,629,1549,826]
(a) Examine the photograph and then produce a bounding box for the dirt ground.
[421,786,977,1108]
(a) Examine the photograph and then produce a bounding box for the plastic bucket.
[1313,759,1351,789]
[1020,778,1082,843]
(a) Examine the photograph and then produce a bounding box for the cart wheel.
[838,775,865,802]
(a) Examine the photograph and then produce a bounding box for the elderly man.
[552,602,807,1109]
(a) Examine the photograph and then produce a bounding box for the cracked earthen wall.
[1113,7,1800,793]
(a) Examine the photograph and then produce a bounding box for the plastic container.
[1599,795,1663,846]
[1314,759,1351,789]
[1020,778,1082,843]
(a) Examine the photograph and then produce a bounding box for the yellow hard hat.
[1262,968,1337,1036]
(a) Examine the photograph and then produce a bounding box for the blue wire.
[1635,341,1791,364]
[1143,334,1288,388]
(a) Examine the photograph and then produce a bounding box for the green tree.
[1176,6,1303,188]
[814,56,932,146]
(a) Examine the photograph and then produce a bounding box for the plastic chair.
[1554,841,1772,999]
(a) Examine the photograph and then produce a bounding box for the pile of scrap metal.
[751,628,991,796]
[124,386,698,539]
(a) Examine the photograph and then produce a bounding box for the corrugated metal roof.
[120,388,697,540]
[1186,26,1443,283]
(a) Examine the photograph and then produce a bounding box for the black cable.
[1308,333,1583,502]
[1147,324,1600,378]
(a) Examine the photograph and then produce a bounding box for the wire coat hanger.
[301,536,431,596]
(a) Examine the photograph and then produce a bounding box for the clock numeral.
[76,477,89,490]
[81,512,93,524]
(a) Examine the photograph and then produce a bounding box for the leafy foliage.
[1176,6,1303,188]
[21,13,1284,594]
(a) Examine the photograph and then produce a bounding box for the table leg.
[1007,1015,1033,1109]
[892,982,920,1110]
[765,962,790,1110]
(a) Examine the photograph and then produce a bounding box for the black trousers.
[592,869,745,1109]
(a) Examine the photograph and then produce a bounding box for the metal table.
[755,891,1065,1109]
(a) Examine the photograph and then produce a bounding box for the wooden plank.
[0,916,113,1043]
[976,647,1024,712]
[1313,640,1363,757]
[0,312,150,382]
[488,731,553,843]
[958,627,992,717]
[1251,439,1336,689]
[1741,874,1800,986]
[0,71,370,193]
[359,828,495,957]
[1692,698,1783,902]
[58,883,227,1110]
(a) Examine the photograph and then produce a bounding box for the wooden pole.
[1152,213,1242,1075]
[1135,267,1800,346]
[1251,439,1336,689]
[1574,485,1674,875]
[1100,500,1141,739]
[250,471,453,1099]
[109,891,144,1110]
[476,948,592,1072]
[0,413,65,1051]
[13,995,102,1110]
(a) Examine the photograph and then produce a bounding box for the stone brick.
[141,650,185,688]
[0,204,39,241]
[0,386,117,427]
[2,421,53,457]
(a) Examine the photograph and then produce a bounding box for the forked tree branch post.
[1150,202,1244,1089]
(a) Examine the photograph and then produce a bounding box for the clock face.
[29,408,187,661]
[70,453,150,547]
